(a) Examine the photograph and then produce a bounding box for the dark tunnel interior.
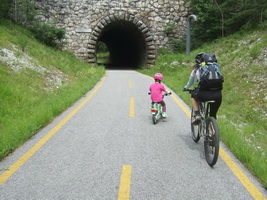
[97,20,147,69]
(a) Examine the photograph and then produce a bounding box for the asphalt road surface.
[0,70,266,200]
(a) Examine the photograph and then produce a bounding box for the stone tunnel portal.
[97,20,147,69]
[28,2,188,67]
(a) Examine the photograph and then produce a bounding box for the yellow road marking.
[171,91,266,200]
[129,97,135,117]
[170,95,191,118]
[128,81,132,88]
[0,77,106,185]
[118,165,132,200]
[220,148,266,200]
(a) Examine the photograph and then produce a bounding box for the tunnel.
[88,14,155,69]
[97,20,147,69]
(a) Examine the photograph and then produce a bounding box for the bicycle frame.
[148,92,171,125]
[198,101,214,137]
[151,102,163,124]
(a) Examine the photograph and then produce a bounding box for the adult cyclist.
[183,52,223,124]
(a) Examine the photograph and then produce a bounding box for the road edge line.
[171,93,266,200]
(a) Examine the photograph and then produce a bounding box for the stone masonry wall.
[33,0,190,64]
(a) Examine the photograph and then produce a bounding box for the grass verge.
[0,20,105,160]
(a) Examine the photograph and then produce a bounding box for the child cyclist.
[149,73,170,118]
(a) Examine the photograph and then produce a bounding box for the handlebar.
[165,92,172,96]
[182,88,195,93]
[148,92,172,96]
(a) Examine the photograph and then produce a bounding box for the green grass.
[139,30,267,188]
[0,20,105,159]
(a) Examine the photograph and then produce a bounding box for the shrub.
[31,23,65,49]
[169,37,186,53]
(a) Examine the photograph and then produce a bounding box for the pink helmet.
[154,73,163,81]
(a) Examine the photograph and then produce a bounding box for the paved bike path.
[0,70,266,199]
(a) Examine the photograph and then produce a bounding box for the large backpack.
[198,53,224,90]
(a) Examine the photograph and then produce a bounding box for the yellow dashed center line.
[118,165,132,200]
[129,97,135,117]
[128,81,132,88]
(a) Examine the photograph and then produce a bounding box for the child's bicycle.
[183,88,220,167]
[148,92,171,124]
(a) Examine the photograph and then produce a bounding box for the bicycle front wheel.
[191,108,200,142]
[204,117,220,167]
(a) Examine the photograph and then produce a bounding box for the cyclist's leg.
[151,101,154,108]
[191,108,201,142]
[160,100,167,118]
[191,89,199,112]
[161,100,166,112]
[191,98,199,113]
[209,91,222,119]
[191,90,201,123]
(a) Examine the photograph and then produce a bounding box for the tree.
[187,0,267,48]
[11,0,37,25]
[0,0,12,19]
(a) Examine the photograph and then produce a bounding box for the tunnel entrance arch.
[88,13,156,68]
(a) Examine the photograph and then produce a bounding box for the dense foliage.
[0,0,12,19]
[31,23,66,48]
[187,0,267,48]
[0,0,65,49]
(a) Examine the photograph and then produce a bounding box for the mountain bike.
[148,92,171,124]
[184,89,220,167]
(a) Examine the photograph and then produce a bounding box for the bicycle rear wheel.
[152,113,158,124]
[152,103,161,124]
[191,108,200,142]
[204,117,220,167]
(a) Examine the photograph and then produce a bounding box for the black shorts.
[191,89,222,119]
